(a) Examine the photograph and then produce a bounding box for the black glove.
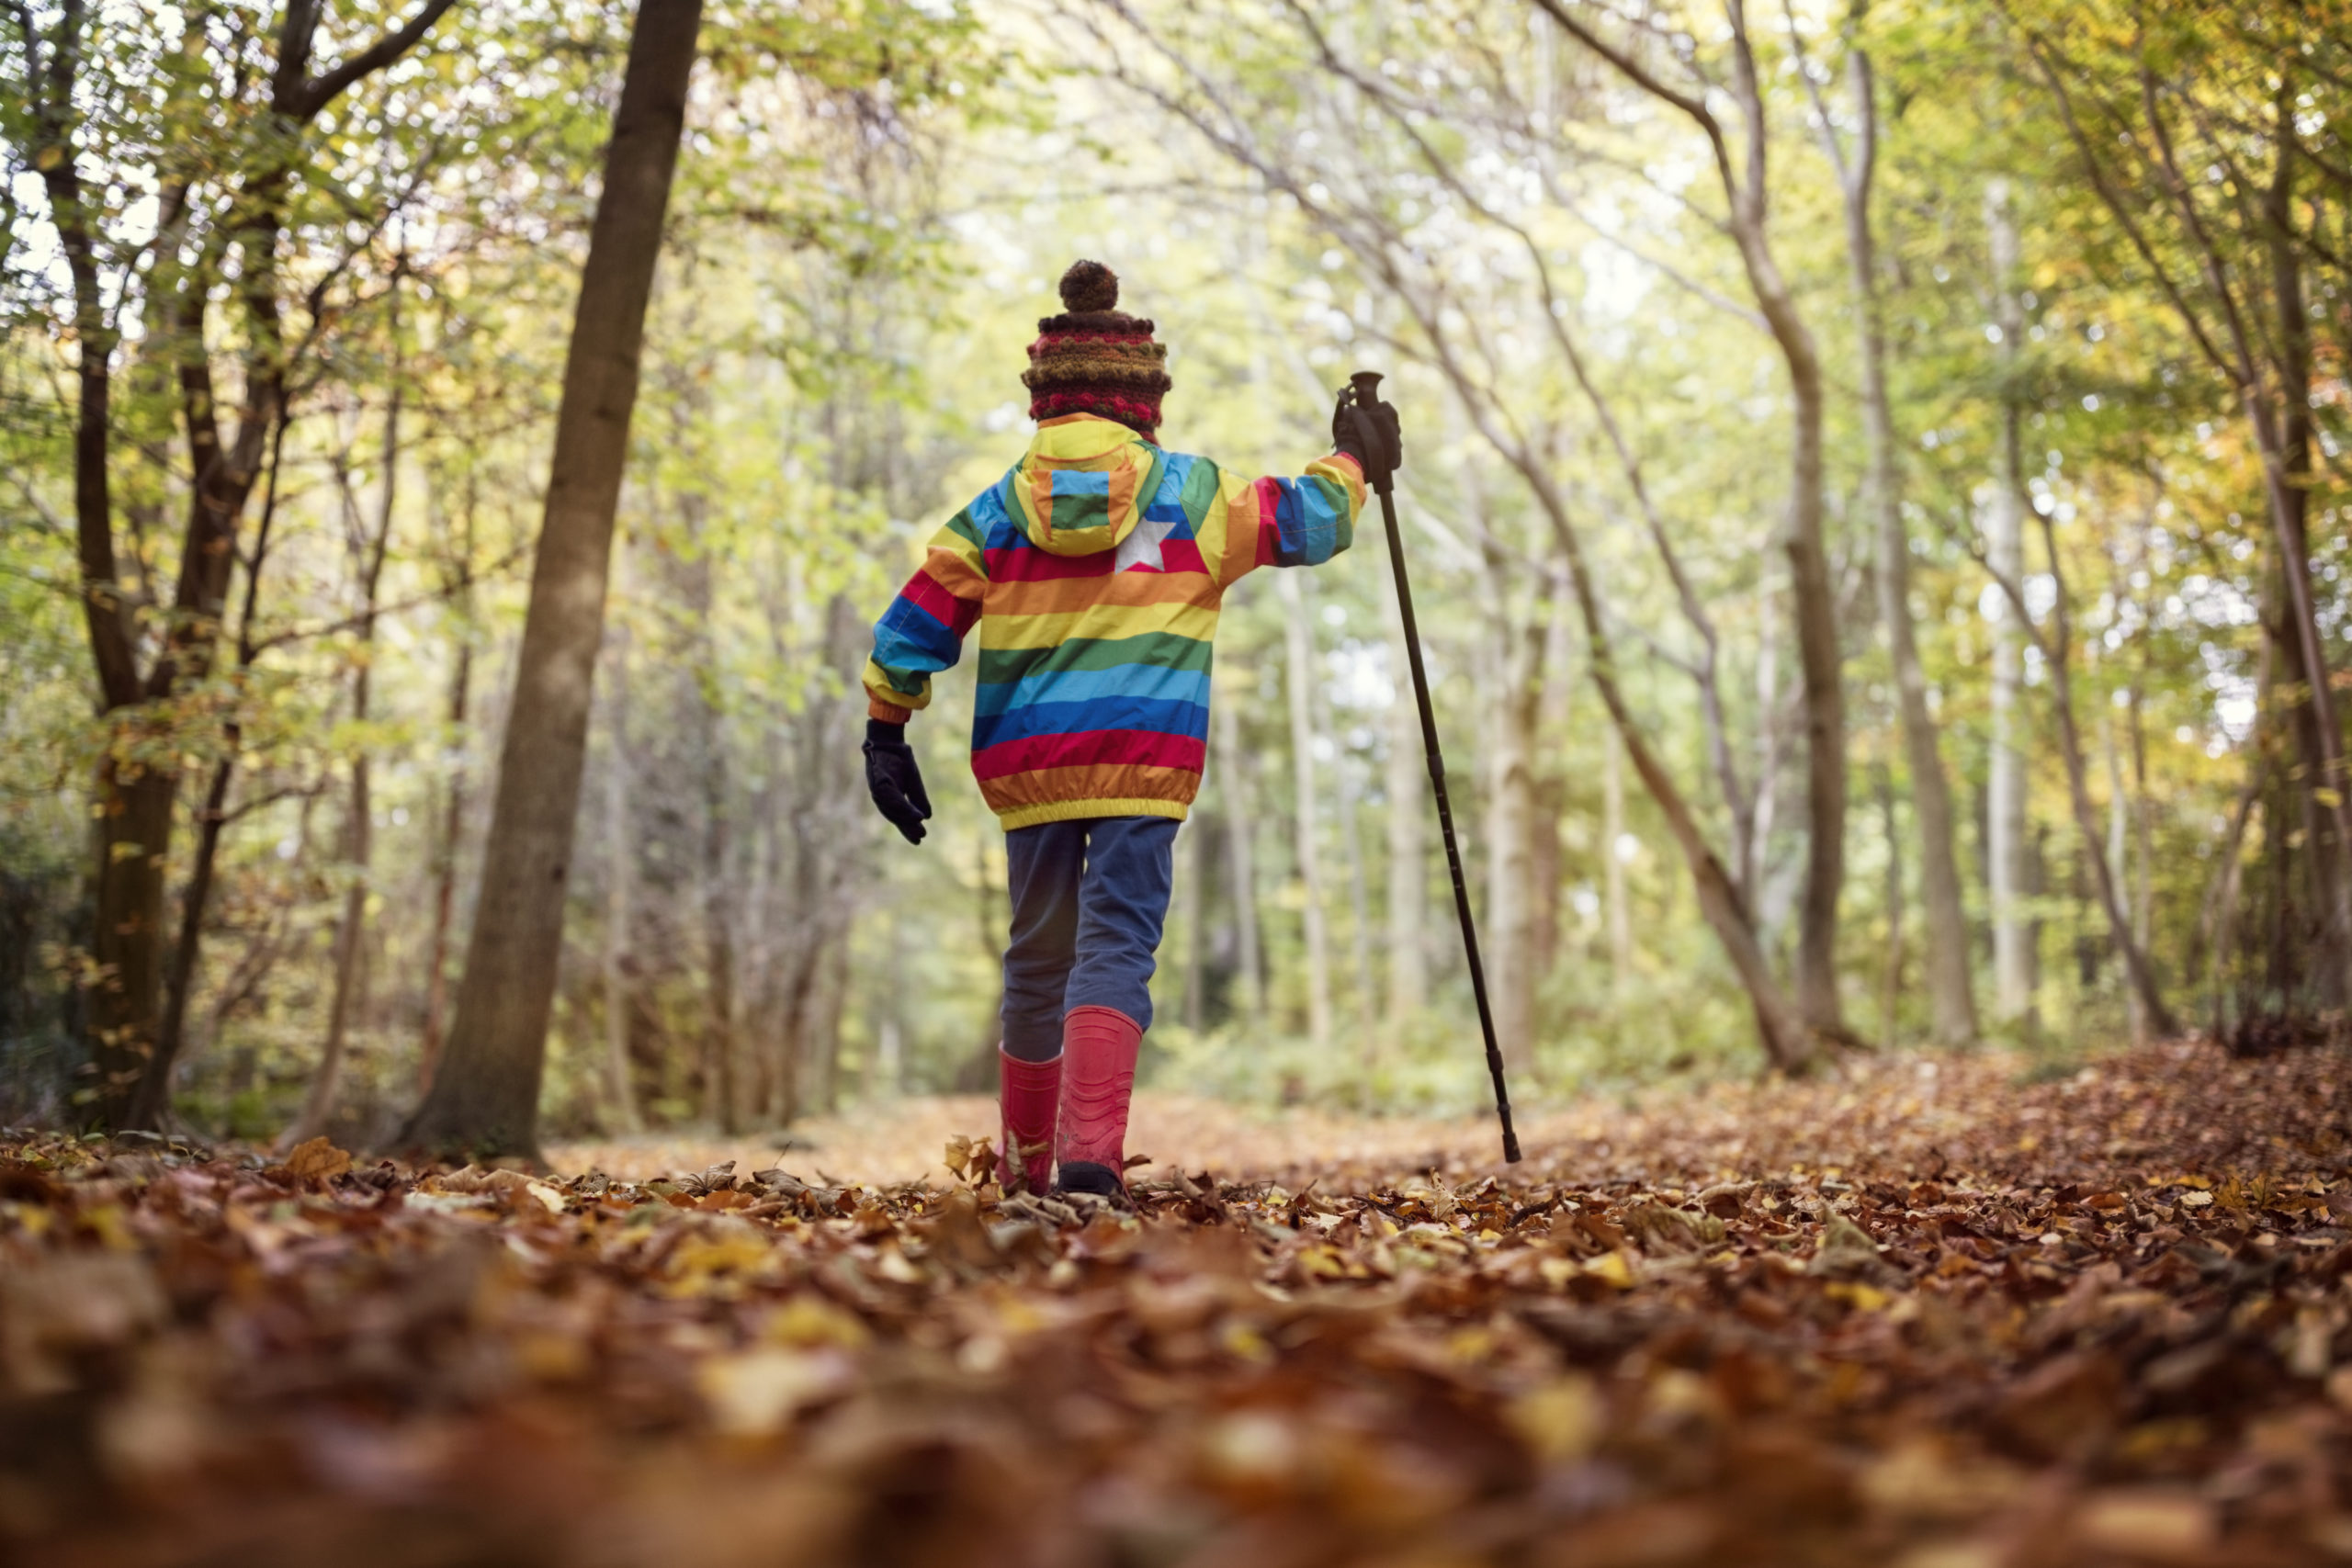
[862,719,932,845]
[1333,388,1403,482]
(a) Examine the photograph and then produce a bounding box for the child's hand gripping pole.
[1340,372,1523,1166]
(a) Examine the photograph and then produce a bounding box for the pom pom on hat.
[1059,259,1120,315]
[1023,258,1170,439]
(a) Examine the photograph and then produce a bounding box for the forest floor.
[3,1037,2349,1568]
[548,1089,1543,1191]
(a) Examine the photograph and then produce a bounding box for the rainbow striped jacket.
[864,414,1364,830]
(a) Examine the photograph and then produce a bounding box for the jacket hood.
[1004,415,1167,558]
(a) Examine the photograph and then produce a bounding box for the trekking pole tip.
[1502,1130,1522,1164]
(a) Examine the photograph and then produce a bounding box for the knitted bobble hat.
[1021,259,1172,440]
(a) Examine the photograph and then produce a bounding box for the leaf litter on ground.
[2,1035,2350,1567]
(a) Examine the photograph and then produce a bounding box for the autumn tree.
[2004,1,2352,1019]
[0,0,461,1127]
[401,0,705,1160]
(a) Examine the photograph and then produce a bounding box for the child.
[860,259,1399,1199]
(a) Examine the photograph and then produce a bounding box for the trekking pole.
[1344,370,1522,1166]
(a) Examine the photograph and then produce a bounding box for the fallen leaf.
[282,1136,351,1182]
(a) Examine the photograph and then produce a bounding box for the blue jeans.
[1001,816,1179,1062]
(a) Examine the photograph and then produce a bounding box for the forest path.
[550,1089,1510,1190]
[553,1034,2310,1193]
[6,1035,2347,1567]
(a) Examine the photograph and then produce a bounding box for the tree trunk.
[2102,708,2143,1040]
[37,5,145,1127]
[2026,527,2177,1038]
[1180,817,1205,1032]
[1749,572,1783,911]
[288,357,402,1151]
[146,409,294,1122]
[155,755,235,1111]
[808,936,851,1117]
[1216,692,1264,1026]
[418,645,470,1090]
[1485,414,1812,1070]
[1279,574,1333,1051]
[1408,330,1812,1069]
[419,482,477,1091]
[401,0,703,1160]
[1479,561,1544,1079]
[1384,586,1427,1022]
[29,0,454,1128]
[1838,50,1976,1046]
[1708,3,1844,1038]
[1531,587,1574,988]
[1773,271,1843,1041]
[684,511,739,1133]
[1335,748,1379,1049]
[103,162,278,1128]
[1602,723,1632,990]
[1985,178,2038,1031]
[600,615,642,1134]
[2035,47,2352,1001]
[286,750,370,1149]
[1982,499,2180,1037]
[700,759,738,1132]
[88,761,176,1123]
[1875,760,1904,1049]
[2256,98,2352,1000]
[2129,683,2155,983]
[1307,649,1377,1045]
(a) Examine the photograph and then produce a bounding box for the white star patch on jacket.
[1114,513,1179,573]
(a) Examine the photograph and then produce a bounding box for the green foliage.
[1,0,2341,1138]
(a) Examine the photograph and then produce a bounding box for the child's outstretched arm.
[1197,450,1368,590]
[861,513,989,844]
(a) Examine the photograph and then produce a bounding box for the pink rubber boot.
[1055,1005,1141,1199]
[996,1046,1061,1194]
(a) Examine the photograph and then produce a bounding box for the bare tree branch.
[282,0,463,122]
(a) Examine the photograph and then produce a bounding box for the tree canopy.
[1,0,2345,1136]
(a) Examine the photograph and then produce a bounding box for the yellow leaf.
[763,1295,869,1349]
[80,1202,135,1251]
[1826,1280,1893,1312]
[664,1225,776,1295]
[1585,1250,1636,1289]
[1220,1321,1273,1362]
[1445,1326,1497,1362]
[1296,1245,1346,1280]
[1507,1374,1601,1461]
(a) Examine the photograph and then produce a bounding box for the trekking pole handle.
[1344,371,1398,496]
